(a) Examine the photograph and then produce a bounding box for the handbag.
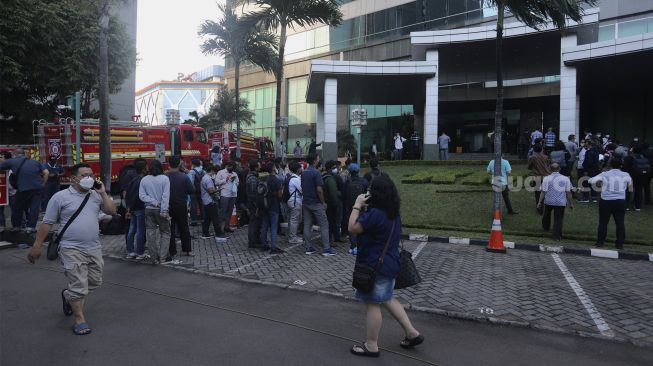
[352,222,396,292]
[394,242,422,289]
[47,193,91,260]
[8,158,27,190]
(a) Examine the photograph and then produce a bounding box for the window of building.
[618,18,649,38]
[287,77,317,127]
[598,24,616,42]
[241,85,276,142]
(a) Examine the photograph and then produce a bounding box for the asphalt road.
[1,248,651,366]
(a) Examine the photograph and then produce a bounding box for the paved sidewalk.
[101,224,653,347]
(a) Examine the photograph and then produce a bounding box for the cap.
[348,163,360,172]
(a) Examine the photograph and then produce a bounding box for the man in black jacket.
[166,156,195,257]
[246,159,262,248]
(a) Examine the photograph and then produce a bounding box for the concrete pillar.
[423,49,439,160]
[322,78,338,161]
[560,34,579,142]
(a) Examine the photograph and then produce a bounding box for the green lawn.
[362,163,653,252]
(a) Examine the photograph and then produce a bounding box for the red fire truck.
[207,130,275,164]
[32,119,210,186]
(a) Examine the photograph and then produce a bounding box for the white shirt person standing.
[139,159,171,264]
[393,133,406,160]
[438,132,451,161]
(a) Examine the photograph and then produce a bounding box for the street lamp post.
[351,108,367,164]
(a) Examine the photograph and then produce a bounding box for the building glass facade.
[241,85,277,141]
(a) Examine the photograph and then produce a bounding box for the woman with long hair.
[347,175,423,357]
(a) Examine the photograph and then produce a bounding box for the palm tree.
[486,0,595,238]
[198,2,277,159]
[200,87,256,131]
[239,0,342,148]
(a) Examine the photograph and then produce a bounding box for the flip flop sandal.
[72,322,92,335]
[61,289,73,316]
[350,343,380,358]
[400,334,424,349]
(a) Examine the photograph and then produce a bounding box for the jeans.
[501,186,515,213]
[0,204,6,229]
[287,202,302,242]
[632,176,646,209]
[169,202,192,255]
[439,149,448,161]
[202,203,223,237]
[247,204,261,247]
[13,189,42,230]
[42,180,59,211]
[145,208,171,261]
[218,196,236,232]
[597,199,626,248]
[542,205,565,240]
[302,202,330,250]
[190,196,204,222]
[126,209,145,255]
[394,148,403,160]
[261,209,279,249]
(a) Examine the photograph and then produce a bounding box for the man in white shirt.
[537,163,573,240]
[588,158,632,249]
[438,132,451,161]
[393,133,406,160]
[286,161,303,244]
[215,161,239,234]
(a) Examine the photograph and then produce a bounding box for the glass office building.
[228,0,653,159]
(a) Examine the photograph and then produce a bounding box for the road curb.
[402,233,653,261]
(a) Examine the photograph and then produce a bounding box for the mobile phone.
[93,180,103,190]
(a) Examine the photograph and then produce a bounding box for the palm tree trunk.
[493,0,505,212]
[235,61,241,159]
[274,22,287,150]
[98,1,111,188]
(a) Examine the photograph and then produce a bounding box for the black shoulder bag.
[352,222,396,293]
[47,193,91,260]
[8,158,27,190]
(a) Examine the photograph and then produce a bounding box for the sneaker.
[215,237,228,243]
[578,199,590,203]
[200,235,212,239]
[125,252,136,259]
[305,247,317,255]
[349,247,358,255]
[270,247,285,255]
[135,254,150,261]
[322,248,337,256]
[635,208,641,212]
[161,259,173,265]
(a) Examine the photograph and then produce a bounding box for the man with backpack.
[623,145,650,211]
[284,161,303,244]
[301,153,335,256]
[187,159,205,226]
[343,163,368,255]
[246,159,262,248]
[259,162,284,254]
[0,148,49,234]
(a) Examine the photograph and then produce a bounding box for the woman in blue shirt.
[347,175,423,357]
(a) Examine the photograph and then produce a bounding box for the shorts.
[355,275,395,304]
[60,247,104,301]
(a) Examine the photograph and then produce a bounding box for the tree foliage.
[199,87,255,132]
[0,0,136,123]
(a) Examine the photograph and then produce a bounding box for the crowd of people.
[511,128,651,248]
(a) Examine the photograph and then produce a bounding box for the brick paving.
[101,224,653,347]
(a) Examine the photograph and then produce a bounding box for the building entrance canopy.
[306,60,437,106]
[306,60,438,161]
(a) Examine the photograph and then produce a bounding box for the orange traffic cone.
[229,206,238,228]
[487,209,506,253]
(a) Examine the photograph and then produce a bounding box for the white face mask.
[79,176,95,190]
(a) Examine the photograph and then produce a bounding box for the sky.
[135,0,224,91]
